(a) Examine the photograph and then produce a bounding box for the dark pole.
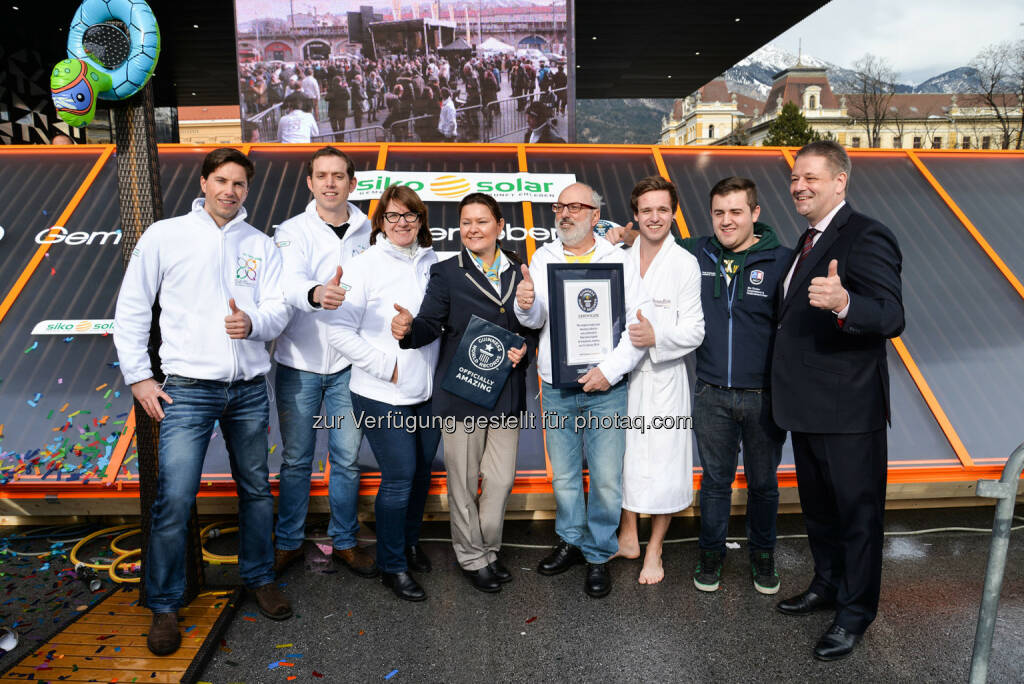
[114,81,204,605]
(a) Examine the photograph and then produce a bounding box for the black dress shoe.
[381,571,426,602]
[537,541,584,576]
[776,590,835,615]
[405,544,432,573]
[462,566,502,593]
[814,624,862,661]
[584,563,611,598]
[488,558,512,583]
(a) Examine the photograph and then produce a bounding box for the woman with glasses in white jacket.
[328,185,440,602]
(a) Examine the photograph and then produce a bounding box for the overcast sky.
[770,0,1024,84]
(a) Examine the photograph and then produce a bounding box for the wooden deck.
[1,587,240,683]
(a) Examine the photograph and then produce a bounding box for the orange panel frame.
[905,149,1024,301]
[778,147,974,470]
[9,142,1024,501]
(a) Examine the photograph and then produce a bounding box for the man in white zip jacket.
[113,148,292,657]
[272,147,378,579]
[515,182,652,598]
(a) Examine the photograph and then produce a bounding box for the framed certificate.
[547,263,626,389]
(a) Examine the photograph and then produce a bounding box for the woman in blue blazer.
[394,192,537,593]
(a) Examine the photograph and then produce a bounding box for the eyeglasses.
[551,202,596,215]
[383,211,420,223]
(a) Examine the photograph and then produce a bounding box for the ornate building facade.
[661,65,1023,150]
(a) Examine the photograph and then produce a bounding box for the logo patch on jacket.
[749,269,765,285]
[235,253,262,288]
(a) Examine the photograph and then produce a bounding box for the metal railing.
[377,88,568,144]
[969,440,1024,683]
[245,87,567,144]
[311,125,387,144]
[247,102,283,142]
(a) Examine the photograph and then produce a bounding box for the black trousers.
[791,429,887,634]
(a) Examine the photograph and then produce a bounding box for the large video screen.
[234,1,572,144]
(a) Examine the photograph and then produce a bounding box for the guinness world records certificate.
[547,263,626,388]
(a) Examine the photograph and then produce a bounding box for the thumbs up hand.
[628,308,655,348]
[516,264,535,310]
[225,298,253,339]
[391,303,413,340]
[809,259,849,312]
[315,266,347,310]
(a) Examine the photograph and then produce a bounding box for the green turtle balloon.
[51,0,161,127]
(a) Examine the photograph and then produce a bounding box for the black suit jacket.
[771,203,905,434]
[400,248,537,419]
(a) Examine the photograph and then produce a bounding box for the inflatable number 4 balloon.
[51,0,161,127]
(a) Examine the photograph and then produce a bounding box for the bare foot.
[612,536,641,560]
[638,552,664,584]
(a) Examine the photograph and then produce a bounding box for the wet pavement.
[196,504,1023,682]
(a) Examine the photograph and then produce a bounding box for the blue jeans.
[274,365,363,551]
[147,375,274,613]
[540,381,627,563]
[350,393,440,573]
[693,380,786,555]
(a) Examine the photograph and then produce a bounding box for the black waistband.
[698,379,766,392]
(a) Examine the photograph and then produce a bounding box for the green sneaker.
[751,550,780,595]
[694,549,723,592]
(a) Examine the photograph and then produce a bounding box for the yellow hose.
[67,521,241,585]
[109,528,142,556]
[68,524,137,571]
[108,548,141,584]
[199,521,239,564]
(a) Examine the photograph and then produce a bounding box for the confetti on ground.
[50,267,56,276]
[276,643,293,648]
[385,669,399,679]
[24,341,38,354]
[27,393,43,408]
[95,384,108,392]
[312,673,324,679]
[526,616,537,623]
[63,337,74,343]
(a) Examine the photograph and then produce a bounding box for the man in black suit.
[771,141,904,661]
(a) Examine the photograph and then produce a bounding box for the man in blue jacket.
[676,177,790,595]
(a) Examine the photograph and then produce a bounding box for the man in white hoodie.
[272,147,377,579]
[514,182,651,598]
[113,148,293,656]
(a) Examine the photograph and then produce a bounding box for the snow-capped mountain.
[914,67,983,94]
[720,44,970,99]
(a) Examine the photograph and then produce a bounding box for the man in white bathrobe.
[613,176,705,584]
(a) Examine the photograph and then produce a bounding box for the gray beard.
[558,222,590,248]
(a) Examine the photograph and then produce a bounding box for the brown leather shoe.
[333,545,380,578]
[273,547,304,575]
[252,582,293,620]
[146,612,181,656]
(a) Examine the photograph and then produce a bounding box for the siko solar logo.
[429,175,473,198]
[32,319,115,335]
[350,171,576,202]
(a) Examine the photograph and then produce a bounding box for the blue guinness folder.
[440,315,525,409]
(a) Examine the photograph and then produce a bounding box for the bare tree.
[847,54,898,148]
[965,41,1024,149]
[885,104,906,148]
